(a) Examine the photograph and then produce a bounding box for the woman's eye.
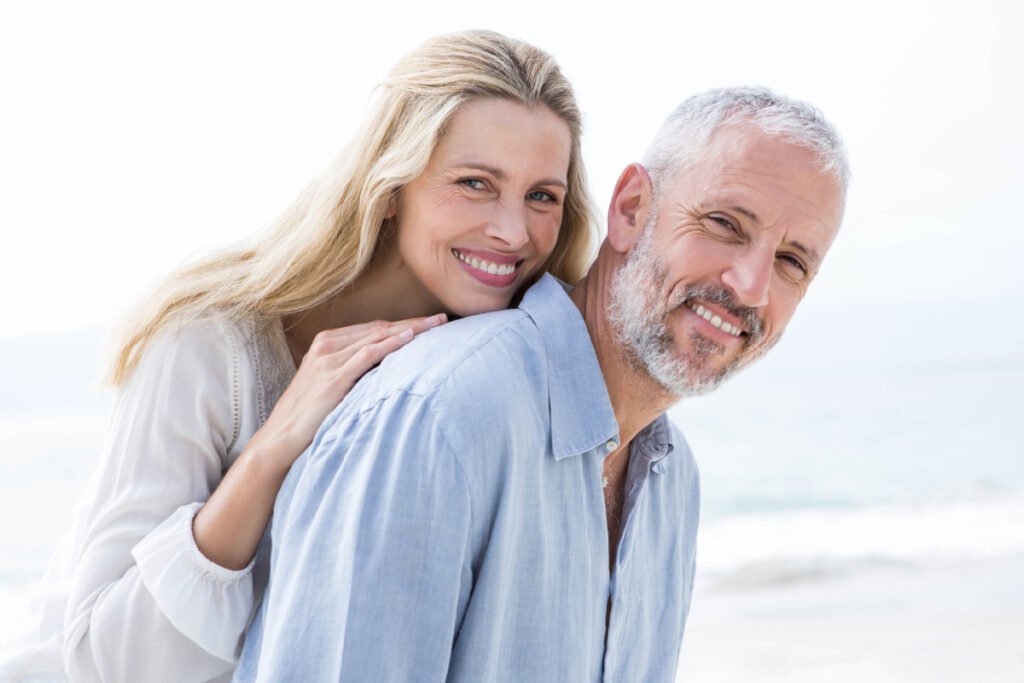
[459,178,486,190]
[527,190,557,203]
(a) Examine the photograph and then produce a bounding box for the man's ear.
[607,163,654,254]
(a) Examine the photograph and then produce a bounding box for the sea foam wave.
[697,495,1024,582]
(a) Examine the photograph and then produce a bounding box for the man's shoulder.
[311,307,550,467]
[398,308,543,391]
[342,308,548,418]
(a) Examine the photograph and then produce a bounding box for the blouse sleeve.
[62,319,255,683]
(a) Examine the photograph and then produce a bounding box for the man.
[234,86,849,682]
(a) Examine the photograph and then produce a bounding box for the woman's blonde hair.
[107,30,596,386]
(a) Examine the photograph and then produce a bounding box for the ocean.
[671,301,1024,586]
[672,358,1024,588]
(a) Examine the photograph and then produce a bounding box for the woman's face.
[392,97,572,317]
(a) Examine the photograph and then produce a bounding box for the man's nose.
[485,203,530,250]
[721,246,772,309]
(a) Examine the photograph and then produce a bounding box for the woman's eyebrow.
[453,161,567,189]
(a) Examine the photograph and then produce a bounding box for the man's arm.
[239,392,473,682]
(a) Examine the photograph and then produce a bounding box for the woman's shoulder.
[146,312,286,362]
[105,314,254,460]
[142,313,249,367]
[131,314,293,427]
[124,313,274,396]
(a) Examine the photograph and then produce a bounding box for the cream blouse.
[0,316,296,683]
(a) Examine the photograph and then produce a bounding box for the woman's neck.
[280,248,443,366]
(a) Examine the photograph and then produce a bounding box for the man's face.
[609,124,845,396]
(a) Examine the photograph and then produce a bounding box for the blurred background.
[1,1,1022,680]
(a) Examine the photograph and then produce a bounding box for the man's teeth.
[686,301,743,337]
[453,250,516,276]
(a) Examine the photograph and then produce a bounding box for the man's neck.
[568,248,677,448]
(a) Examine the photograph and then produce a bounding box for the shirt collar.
[518,274,620,460]
[632,413,676,464]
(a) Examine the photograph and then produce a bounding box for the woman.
[0,30,595,682]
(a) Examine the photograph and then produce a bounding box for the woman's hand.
[193,313,446,570]
[256,314,448,470]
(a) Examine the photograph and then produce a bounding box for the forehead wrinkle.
[707,176,833,235]
[695,177,779,225]
[717,163,828,203]
[722,163,844,227]
[666,158,838,236]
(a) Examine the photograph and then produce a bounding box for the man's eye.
[778,254,808,277]
[709,216,738,232]
[459,178,486,190]
[527,190,557,203]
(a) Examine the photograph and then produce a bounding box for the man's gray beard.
[607,221,774,398]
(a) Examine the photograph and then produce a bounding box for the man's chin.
[644,351,732,398]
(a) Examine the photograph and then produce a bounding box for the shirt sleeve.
[62,320,255,683]
[238,391,473,683]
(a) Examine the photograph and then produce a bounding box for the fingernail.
[429,314,447,325]
[399,328,414,341]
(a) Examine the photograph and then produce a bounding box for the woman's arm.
[192,315,445,570]
[62,314,445,681]
[63,319,249,681]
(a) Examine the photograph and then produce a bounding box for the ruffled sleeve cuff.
[131,502,255,662]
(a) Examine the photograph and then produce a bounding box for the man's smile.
[683,299,744,337]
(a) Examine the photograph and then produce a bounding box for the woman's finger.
[308,314,446,356]
[400,313,448,335]
[331,328,416,393]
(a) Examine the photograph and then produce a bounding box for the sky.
[1,0,1022,348]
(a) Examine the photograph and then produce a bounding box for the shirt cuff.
[131,502,255,662]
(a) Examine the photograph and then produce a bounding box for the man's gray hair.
[642,86,851,199]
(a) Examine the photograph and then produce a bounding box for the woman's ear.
[384,193,398,220]
[606,163,655,254]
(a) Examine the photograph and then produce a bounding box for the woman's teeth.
[686,301,743,337]
[453,250,517,276]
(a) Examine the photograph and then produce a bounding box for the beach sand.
[677,554,1024,682]
[7,554,1018,680]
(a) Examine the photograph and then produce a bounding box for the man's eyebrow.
[728,204,821,267]
[789,240,821,268]
[455,161,567,189]
[730,205,760,224]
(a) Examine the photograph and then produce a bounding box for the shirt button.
[605,440,618,453]
[652,462,666,475]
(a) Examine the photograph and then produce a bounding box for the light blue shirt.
[234,274,701,682]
